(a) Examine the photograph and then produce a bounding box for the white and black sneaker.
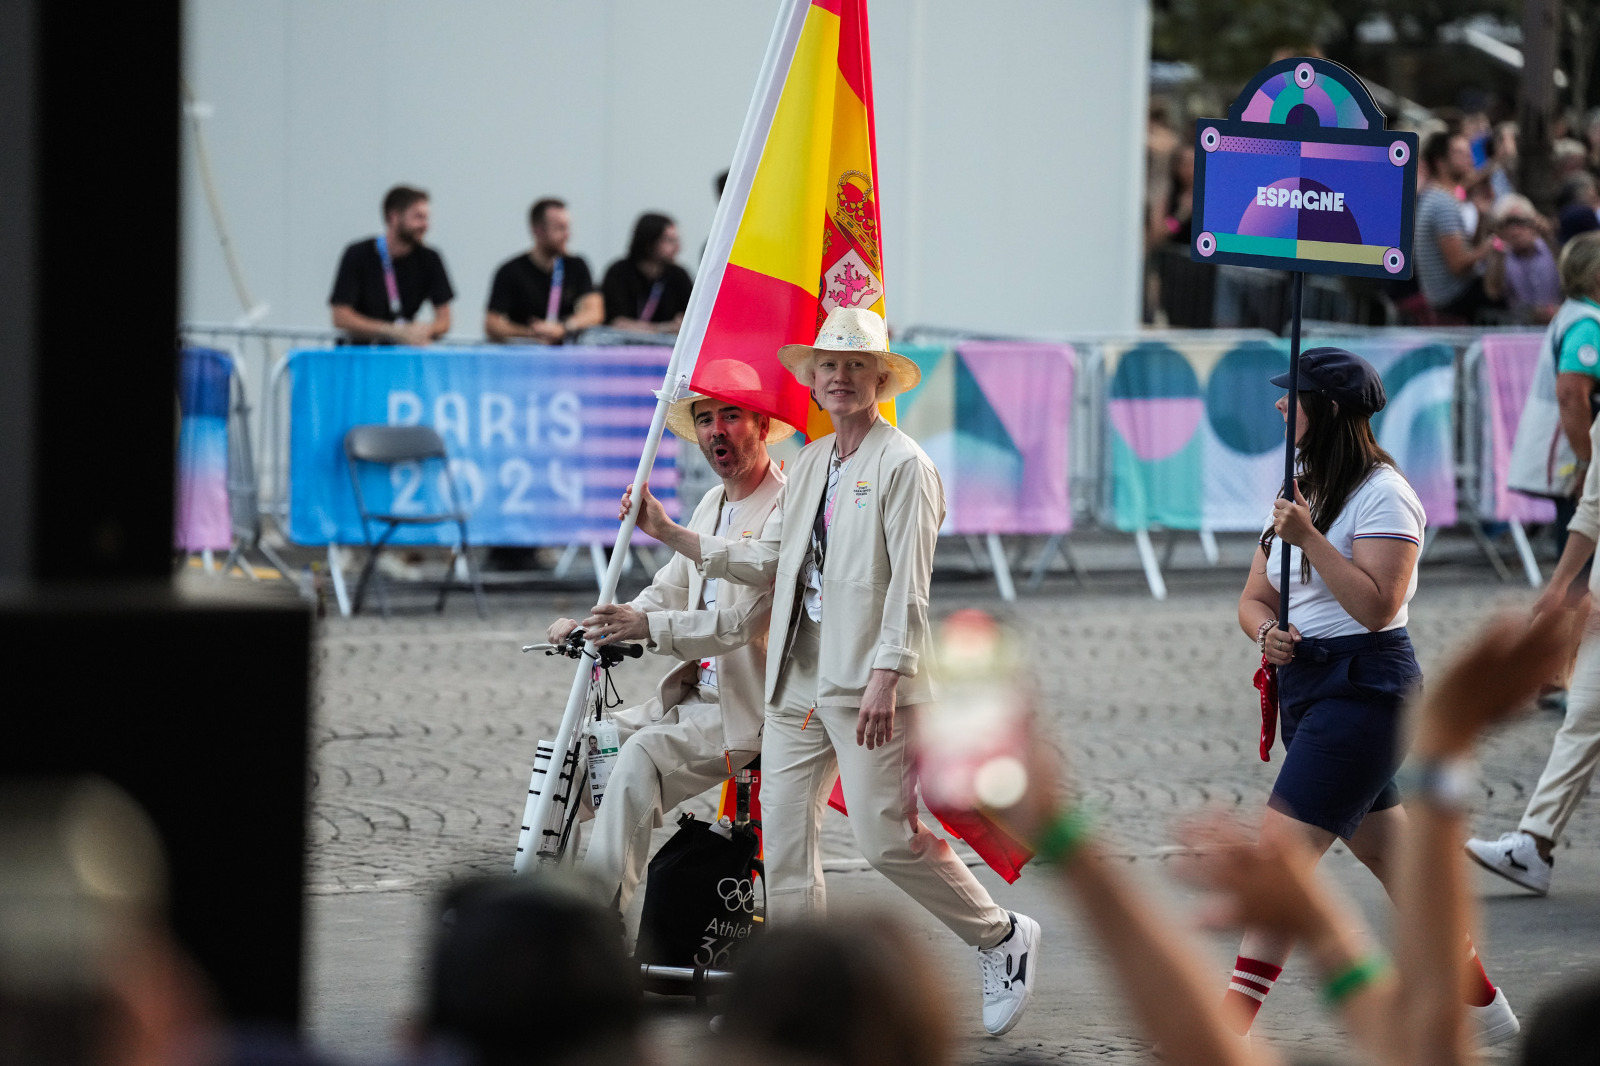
[1465,830,1553,896]
[978,911,1040,1035]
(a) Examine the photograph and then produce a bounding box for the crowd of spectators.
[328,181,716,347]
[1143,95,1600,331]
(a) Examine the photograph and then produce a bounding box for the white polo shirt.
[1264,465,1425,640]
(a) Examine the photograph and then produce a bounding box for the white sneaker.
[978,911,1040,1035]
[1469,987,1521,1047]
[1465,830,1553,895]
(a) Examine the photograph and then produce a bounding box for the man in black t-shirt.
[329,185,455,345]
[602,212,693,333]
[484,198,604,344]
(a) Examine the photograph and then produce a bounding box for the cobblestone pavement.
[305,570,1600,1064]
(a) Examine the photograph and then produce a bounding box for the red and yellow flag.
[677,0,889,442]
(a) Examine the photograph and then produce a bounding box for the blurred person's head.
[627,212,679,268]
[1560,231,1600,299]
[528,198,570,257]
[0,777,213,1066]
[421,877,640,1066]
[1422,131,1472,184]
[1556,138,1590,179]
[1519,974,1600,1065]
[721,916,954,1066]
[1559,171,1599,210]
[1492,120,1519,164]
[1492,194,1544,254]
[383,186,431,249]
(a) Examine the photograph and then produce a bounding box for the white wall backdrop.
[182,0,1149,338]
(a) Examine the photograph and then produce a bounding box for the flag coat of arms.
[679,0,891,442]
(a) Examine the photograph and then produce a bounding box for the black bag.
[636,812,762,974]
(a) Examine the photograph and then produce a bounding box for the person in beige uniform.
[547,393,790,912]
[627,308,1042,1036]
[1468,407,1600,896]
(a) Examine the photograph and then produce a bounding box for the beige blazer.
[627,463,785,751]
[700,417,944,710]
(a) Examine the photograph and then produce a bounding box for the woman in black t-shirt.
[601,213,693,333]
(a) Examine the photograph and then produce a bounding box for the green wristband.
[1033,806,1093,866]
[1321,953,1389,1007]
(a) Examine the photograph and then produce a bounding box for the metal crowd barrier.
[182,321,1558,606]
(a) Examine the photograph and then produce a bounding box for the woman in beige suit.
[627,308,1041,1037]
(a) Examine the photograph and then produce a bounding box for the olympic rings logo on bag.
[717,876,756,913]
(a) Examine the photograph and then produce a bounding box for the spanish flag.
[677,0,889,442]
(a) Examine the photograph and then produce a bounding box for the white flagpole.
[514,0,810,871]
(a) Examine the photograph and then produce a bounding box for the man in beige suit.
[627,308,1041,1037]
[547,393,790,912]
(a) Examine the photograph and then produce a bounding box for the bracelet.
[1033,806,1093,865]
[1321,952,1390,1006]
[1255,618,1278,651]
[1395,756,1478,812]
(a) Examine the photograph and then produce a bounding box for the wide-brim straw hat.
[776,307,920,401]
[663,389,797,444]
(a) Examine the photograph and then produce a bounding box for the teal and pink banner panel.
[176,347,232,551]
[1105,336,1456,532]
[895,343,1074,535]
[1476,335,1558,523]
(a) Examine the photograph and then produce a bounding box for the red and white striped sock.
[1464,944,1496,1008]
[1223,956,1283,1034]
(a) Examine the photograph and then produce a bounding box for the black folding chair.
[343,425,487,619]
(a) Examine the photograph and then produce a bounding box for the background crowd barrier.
[180,323,1567,607]
[176,347,233,557]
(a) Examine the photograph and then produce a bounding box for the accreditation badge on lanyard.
[374,235,407,325]
[638,279,664,322]
[544,256,565,323]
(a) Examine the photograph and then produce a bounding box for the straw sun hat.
[776,307,920,401]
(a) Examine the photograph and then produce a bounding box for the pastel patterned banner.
[287,347,679,547]
[1105,336,1456,532]
[175,347,233,551]
[895,343,1074,535]
[1476,335,1557,523]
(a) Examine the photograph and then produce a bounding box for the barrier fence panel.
[895,342,1075,536]
[285,347,680,547]
[1474,334,1557,524]
[176,347,234,553]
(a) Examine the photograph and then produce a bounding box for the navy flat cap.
[1270,346,1386,416]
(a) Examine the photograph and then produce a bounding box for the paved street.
[303,559,1600,1064]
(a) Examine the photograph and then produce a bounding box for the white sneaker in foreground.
[1470,987,1520,1047]
[1465,830,1552,895]
[978,911,1040,1035]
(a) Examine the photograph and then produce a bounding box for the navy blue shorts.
[1267,628,1421,840]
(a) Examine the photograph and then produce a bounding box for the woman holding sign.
[1228,347,1519,1046]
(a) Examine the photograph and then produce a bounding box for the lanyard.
[638,279,664,322]
[374,235,407,323]
[544,256,565,323]
[810,451,847,574]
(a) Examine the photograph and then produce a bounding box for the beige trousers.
[1521,625,1600,842]
[761,616,1011,949]
[582,687,758,912]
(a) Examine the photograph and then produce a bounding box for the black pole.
[1279,272,1304,631]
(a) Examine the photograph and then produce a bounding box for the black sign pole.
[1278,270,1305,632]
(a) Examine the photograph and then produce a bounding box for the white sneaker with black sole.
[1469,987,1521,1047]
[1465,830,1553,895]
[978,911,1040,1035]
